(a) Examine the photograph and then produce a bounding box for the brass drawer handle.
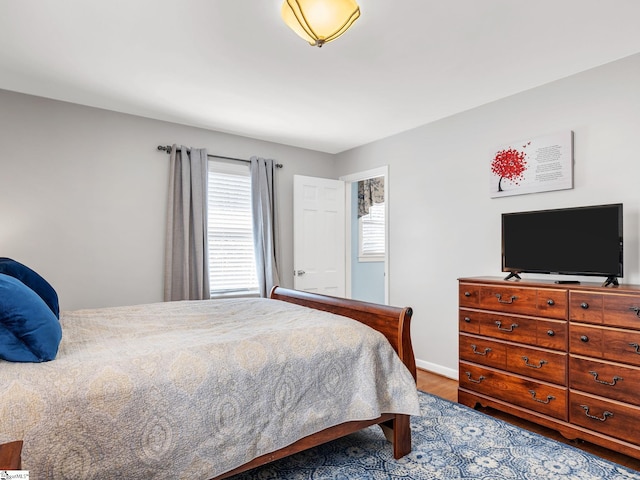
[495,294,517,304]
[522,356,548,369]
[629,343,640,354]
[580,302,589,309]
[630,306,640,318]
[495,321,519,332]
[580,405,613,422]
[589,371,623,386]
[529,390,555,404]
[471,344,491,356]
[465,372,485,384]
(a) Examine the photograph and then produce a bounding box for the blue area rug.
[229,390,640,479]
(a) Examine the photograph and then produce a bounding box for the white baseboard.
[415,358,458,380]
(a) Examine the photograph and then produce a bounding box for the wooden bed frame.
[214,287,416,479]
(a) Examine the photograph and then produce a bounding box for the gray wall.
[335,53,640,378]
[0,89,336,310]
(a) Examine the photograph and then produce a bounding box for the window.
[359,201,385,261]
[207,161,259,297]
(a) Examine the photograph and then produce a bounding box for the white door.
[293,175,345,296]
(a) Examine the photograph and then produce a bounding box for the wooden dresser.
[458,276,640,459]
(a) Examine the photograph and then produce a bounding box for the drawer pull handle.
[464,317,471,323]
[580,302,589,309]
[471,344,491,356]
[547,330,555,337]
[629,343,640,354]
[495,294,517,304]
[580,405,613,422]
[629,306,640,318]
[529,390,555,404]
[522,356,548,369]
[465,372,485,384]
[495,321,519,332]
[589,371,623,386]
[580,335,589,343]
[547,299,555,306]
[464,291,471,297]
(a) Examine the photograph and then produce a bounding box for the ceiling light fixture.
[281,0,360,48]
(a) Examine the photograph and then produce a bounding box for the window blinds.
[359,202,385,259]
[207,163,259,295]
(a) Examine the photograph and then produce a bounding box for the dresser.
[458,276,640,459]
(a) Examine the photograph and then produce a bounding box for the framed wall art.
[490,130,573,198]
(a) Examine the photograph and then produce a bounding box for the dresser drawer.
[478,285,567,319]
[604,294,640,330]
[473,310,566,350]
[535,318,567,350]
[603,329,640,366]
[459,334,507,370]
[459,284,480,308]
[569,324,603,357]
[459,362,567,420]
[460,334,566,385]
[571,291,640,330]
[459,310,480,334]
[507,344,567,385]
[478,311,535,343]
[570,356,640,406]
[570,292,603,324]
[570,324,640,367]
[570,391,640,444]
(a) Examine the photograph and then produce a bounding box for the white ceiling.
[2,1,640,154]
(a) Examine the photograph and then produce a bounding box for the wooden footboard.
[269,287,416,380]
[213,288,416,479]
[0,441,22,470]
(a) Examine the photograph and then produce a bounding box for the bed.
[0,285,420,479]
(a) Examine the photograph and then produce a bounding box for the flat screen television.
[501,203,623,285]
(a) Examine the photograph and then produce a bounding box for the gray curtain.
[164,145,210,301]
[250,156,280,297]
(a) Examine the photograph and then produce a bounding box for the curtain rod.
[157,145,283,168]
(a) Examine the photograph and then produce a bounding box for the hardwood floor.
[416,368,640,472]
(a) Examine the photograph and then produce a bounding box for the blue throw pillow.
[0,257,59,318]
[0,273,62,362]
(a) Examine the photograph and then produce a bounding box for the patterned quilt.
[0,297,420,479]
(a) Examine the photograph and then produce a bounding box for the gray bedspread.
[0,297,420,479]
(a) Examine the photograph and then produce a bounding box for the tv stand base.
[503,272,521,281]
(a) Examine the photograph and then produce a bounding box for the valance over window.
[358,176,384,218]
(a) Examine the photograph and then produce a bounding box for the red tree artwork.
[491,147,528,192]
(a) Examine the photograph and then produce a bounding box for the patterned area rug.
[229,391,640,479]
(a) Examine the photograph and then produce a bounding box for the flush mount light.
[281,0,360,47]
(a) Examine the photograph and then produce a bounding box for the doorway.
[340,166,389,305]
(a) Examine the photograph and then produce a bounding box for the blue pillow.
[0,257,59,318]
[0,273,62,362]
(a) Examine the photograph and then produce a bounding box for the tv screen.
[501,203,623,282]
